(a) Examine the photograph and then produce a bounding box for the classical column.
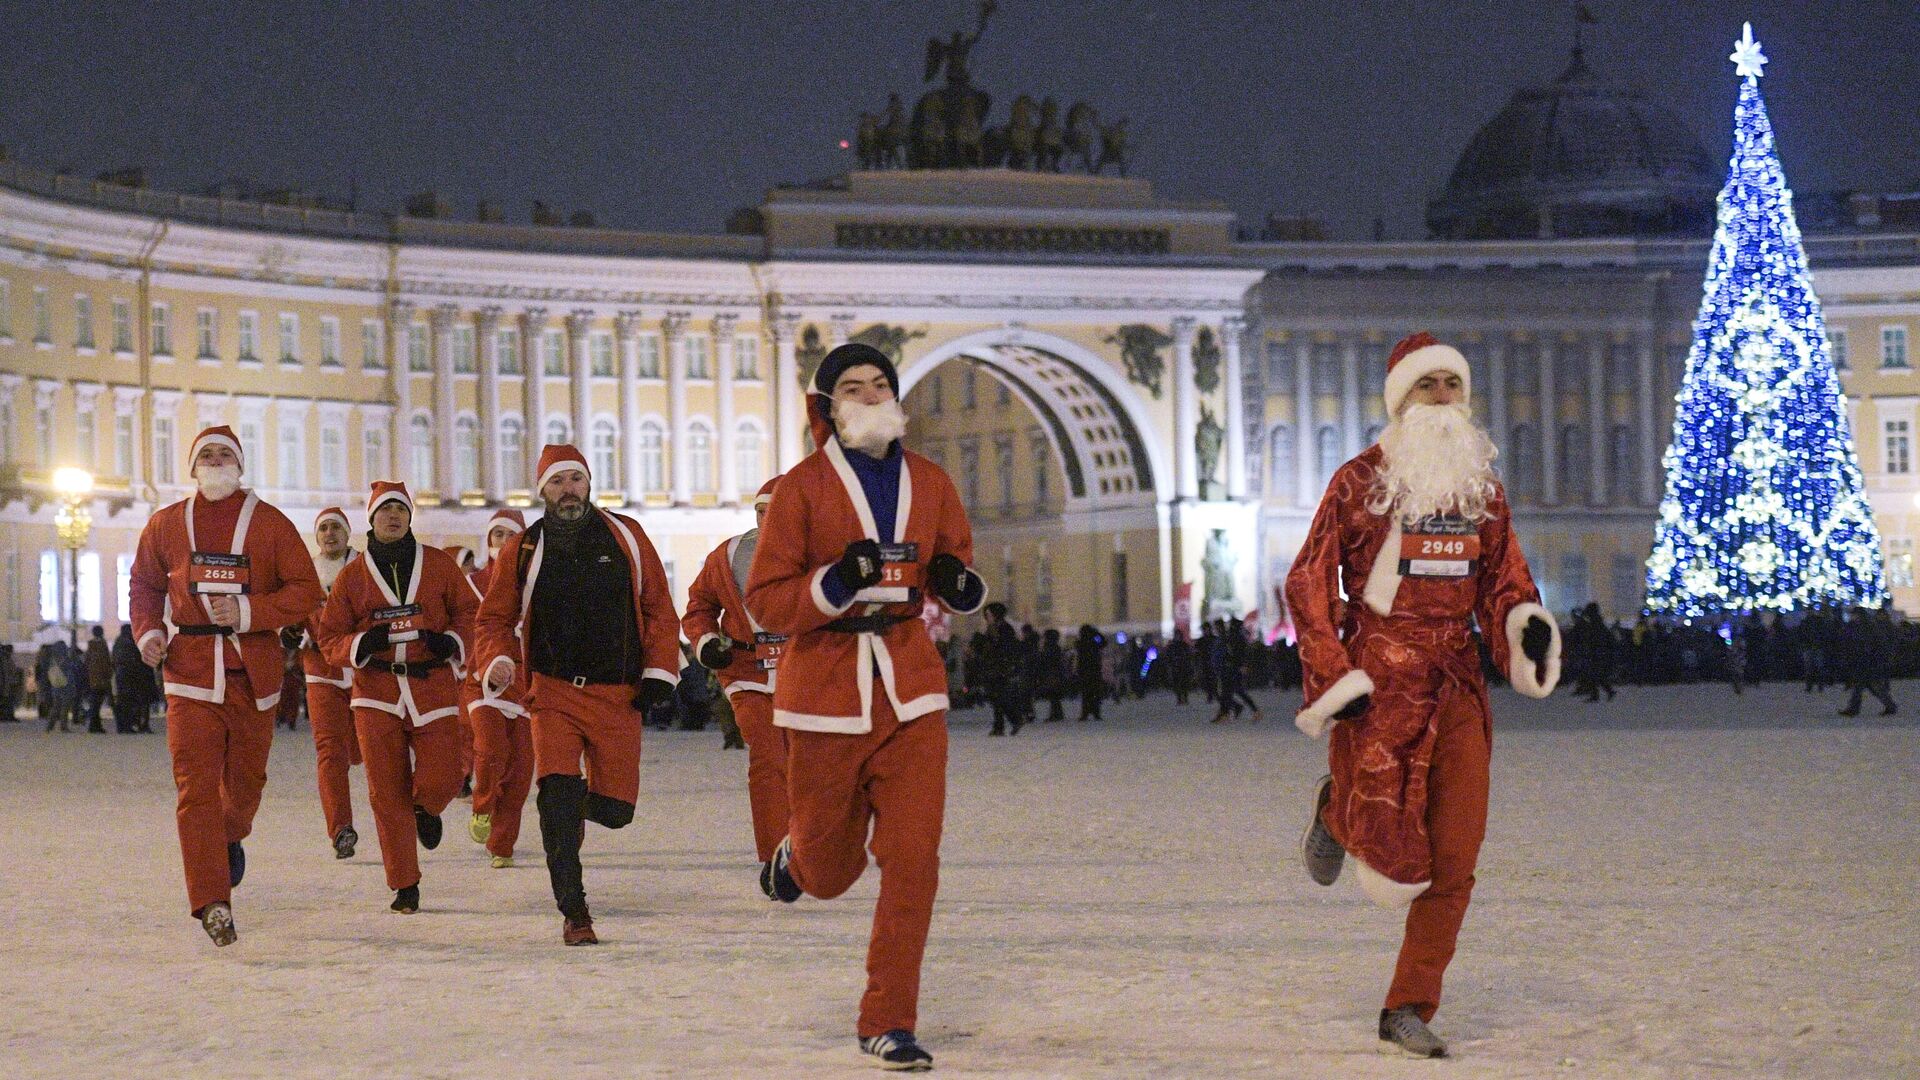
[663,312,690,503]
[772,311,804,469]
[476,307,502,501]
[1222,315,1247,499]
[566,311,594,482]
[1293,340,1314,506]
[386,300,414,486]
[1339,338,1362,458]
[829,313,855,346]
[1170,316,1198,501]
[615,310,645,503]
[1540,336,1560,506]
[1637,334,1659,505]
[520,308,549,482]
[1587,337,1608,506]
[431,303,458,499]
[1486,335,1510,468]
[713,313,741,504]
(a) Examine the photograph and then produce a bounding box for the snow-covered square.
[1,682,1913,1079]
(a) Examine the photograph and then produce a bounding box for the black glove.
[279,627,303,651]
[831,539,885,594]
[421,631,459,661]
[354,623,391,665]
[926,552,969,605]
[632,676,675,712]
[698,637,735,670]
[1521,616,1554,664]
[1333,693,1371,721]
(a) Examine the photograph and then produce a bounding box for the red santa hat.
[366,480,413,522]
[189,425,244,474]
[753,474,782,509]
[313,506,350,533]
[1382,331,1471,417]
[445,545,475,567]
[535,443,591,492]
[485,507,526,536]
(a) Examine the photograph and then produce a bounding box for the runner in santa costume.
[748,343,986,1071]
[1286,331,1560,1058]
[444,543,479,794]
[316,481,479,914]
[284,506,363,860]
[474,445,681,946]
[461,508,534,868]
[683,474,789,872]
[128,425,324,945]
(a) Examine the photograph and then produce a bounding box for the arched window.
[499,415,525,490]
[591,419,618,487]
[637,420,666,494]
[409,413,434,491]
[544,416,570,450]
[1267,425,1294,498]
[1315,424,1341,485]
[1609,424,1637,505]
[735,421,765,494]
[453,415,480,494]
[688,419,715,493]
[1506,424,1537,503]
[1558,424,1587,502]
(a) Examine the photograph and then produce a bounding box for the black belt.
[384,659,447,677]
[820,613,916,634]
[175,624,234,637]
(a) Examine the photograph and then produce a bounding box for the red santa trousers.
[786,698,947,1039]
[304,680,358,840]
[730,690,789,862]
[528,674,641,804]
[466,689,534,858]
[353,709,464,891]
[166,673,275,916]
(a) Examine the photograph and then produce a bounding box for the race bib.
[753,631,788,671]
[372,603,425,644]
[189,552,251,595]
[1399,517,1480,578]
[853,542,923,604]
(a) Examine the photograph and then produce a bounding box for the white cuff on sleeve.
[1294,667,1375,739]
[1504,602,1562,698]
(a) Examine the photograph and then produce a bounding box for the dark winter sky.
[3,1,1914,240]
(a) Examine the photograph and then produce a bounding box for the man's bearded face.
[193,445,242,500]
[1368,402,1499,523]
[832,396,908,456]
[542,469,590,522]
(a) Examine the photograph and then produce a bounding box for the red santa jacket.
[316,539,478,726]
[459,561,525,718]
[1284,444,1561,738]
[683,532,777,697]
[298,550,357,688]
[746,437,981,734]
[473,507,682,699]
[129,490,324,712]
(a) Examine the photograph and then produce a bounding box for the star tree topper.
[1730,22,1768,80]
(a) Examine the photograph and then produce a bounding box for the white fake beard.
[833,397,908,456]
[1368,402,1498,523]
[194,463,242,501]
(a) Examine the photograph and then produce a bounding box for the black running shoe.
[332,826,357,860]
[762,836,802,903]
[1302,774,1345,886]
[200,901,236,946]
[859,1029,933,1071]
[391,884,420,914]
[1379,1006,1448,1058]
[414,806,443,850]
[228,841,246,887]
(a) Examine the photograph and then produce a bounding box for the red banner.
[1173,582,1193,631]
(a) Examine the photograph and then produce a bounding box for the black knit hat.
[813,343,899,398]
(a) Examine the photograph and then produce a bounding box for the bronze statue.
[1193,327,1221,394]
[1195,406,1225,500]
[912,92,948,169]
[1064,102,1098,173]
[1202,528,1238,616]
[1037,97,1065,171]
[1106,323,1172,398]
[856,112,882,171]
[1002,94,1038,169]
[1095,117,1130,177]
[879,93,907,168]
[925,0,996,88]
[952,95,985,168]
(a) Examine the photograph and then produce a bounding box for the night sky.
[3,1,1914,240]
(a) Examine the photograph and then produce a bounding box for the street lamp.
[52,467,94,649]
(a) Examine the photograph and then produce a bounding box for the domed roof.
[1427,50,1718,240]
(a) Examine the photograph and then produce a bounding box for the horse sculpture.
[1095,117,1130,177]
[1037,97,1065,172]
[1064,102,1098,173]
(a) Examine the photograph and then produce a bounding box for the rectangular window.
[0,278,10,337]
[962,367,977,410]
[32,287,51,343]
[361,319,384,371]
[996,379,1011,407]
[1032,434,1051,505]
[686,335,711,379]
[320,317,342,367]
[75,409,96,470]
[40,550,59,623]
[409,323,430,372]
[590,331,614,377]
[1882,326,1909,369]
[320,426,346,489]
[734,334,759,379]
[928,373,943,414]
[4,551,17,622]
[995,435,1014,515]
[452,325,476,373]
[1885,419,1911,474]
[1035,552,1054,619]
[279,419,305,488]
[117,554,134,622]
[278,313,299,363]
[496,328,520,374]
[150,303,172,355]
[237,310,259,362]
[113,413,134,476]
[236,421,265,479]
[74,294,94,349]
[36,398,54,463]
[111,298,132,352]
[1887,537,1916,589]
[1610,552,1642,614]
[1560,553,1591,608]
[153,416,176,484]
[960,440,980,505]
[363,424,389,483]
[1830,328,1849,370]
[543,329,566,375]
[1111,552,1129,622]
[637,335,662,378]
[196,307,218,359]
[78,552,101,623]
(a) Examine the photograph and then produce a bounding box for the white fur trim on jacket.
[483,655,515,694]
[1295,667,1375,739]
[1381,342,1471,417]
[1361,515,1402,616]
[1504,601,1562,698]
[809,563,856,617]
[1355,858,1431,909]
[642,666,680,687]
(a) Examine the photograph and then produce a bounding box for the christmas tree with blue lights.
[1645,24,1888,617]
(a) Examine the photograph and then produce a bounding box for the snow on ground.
[1,682,1914,1079]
